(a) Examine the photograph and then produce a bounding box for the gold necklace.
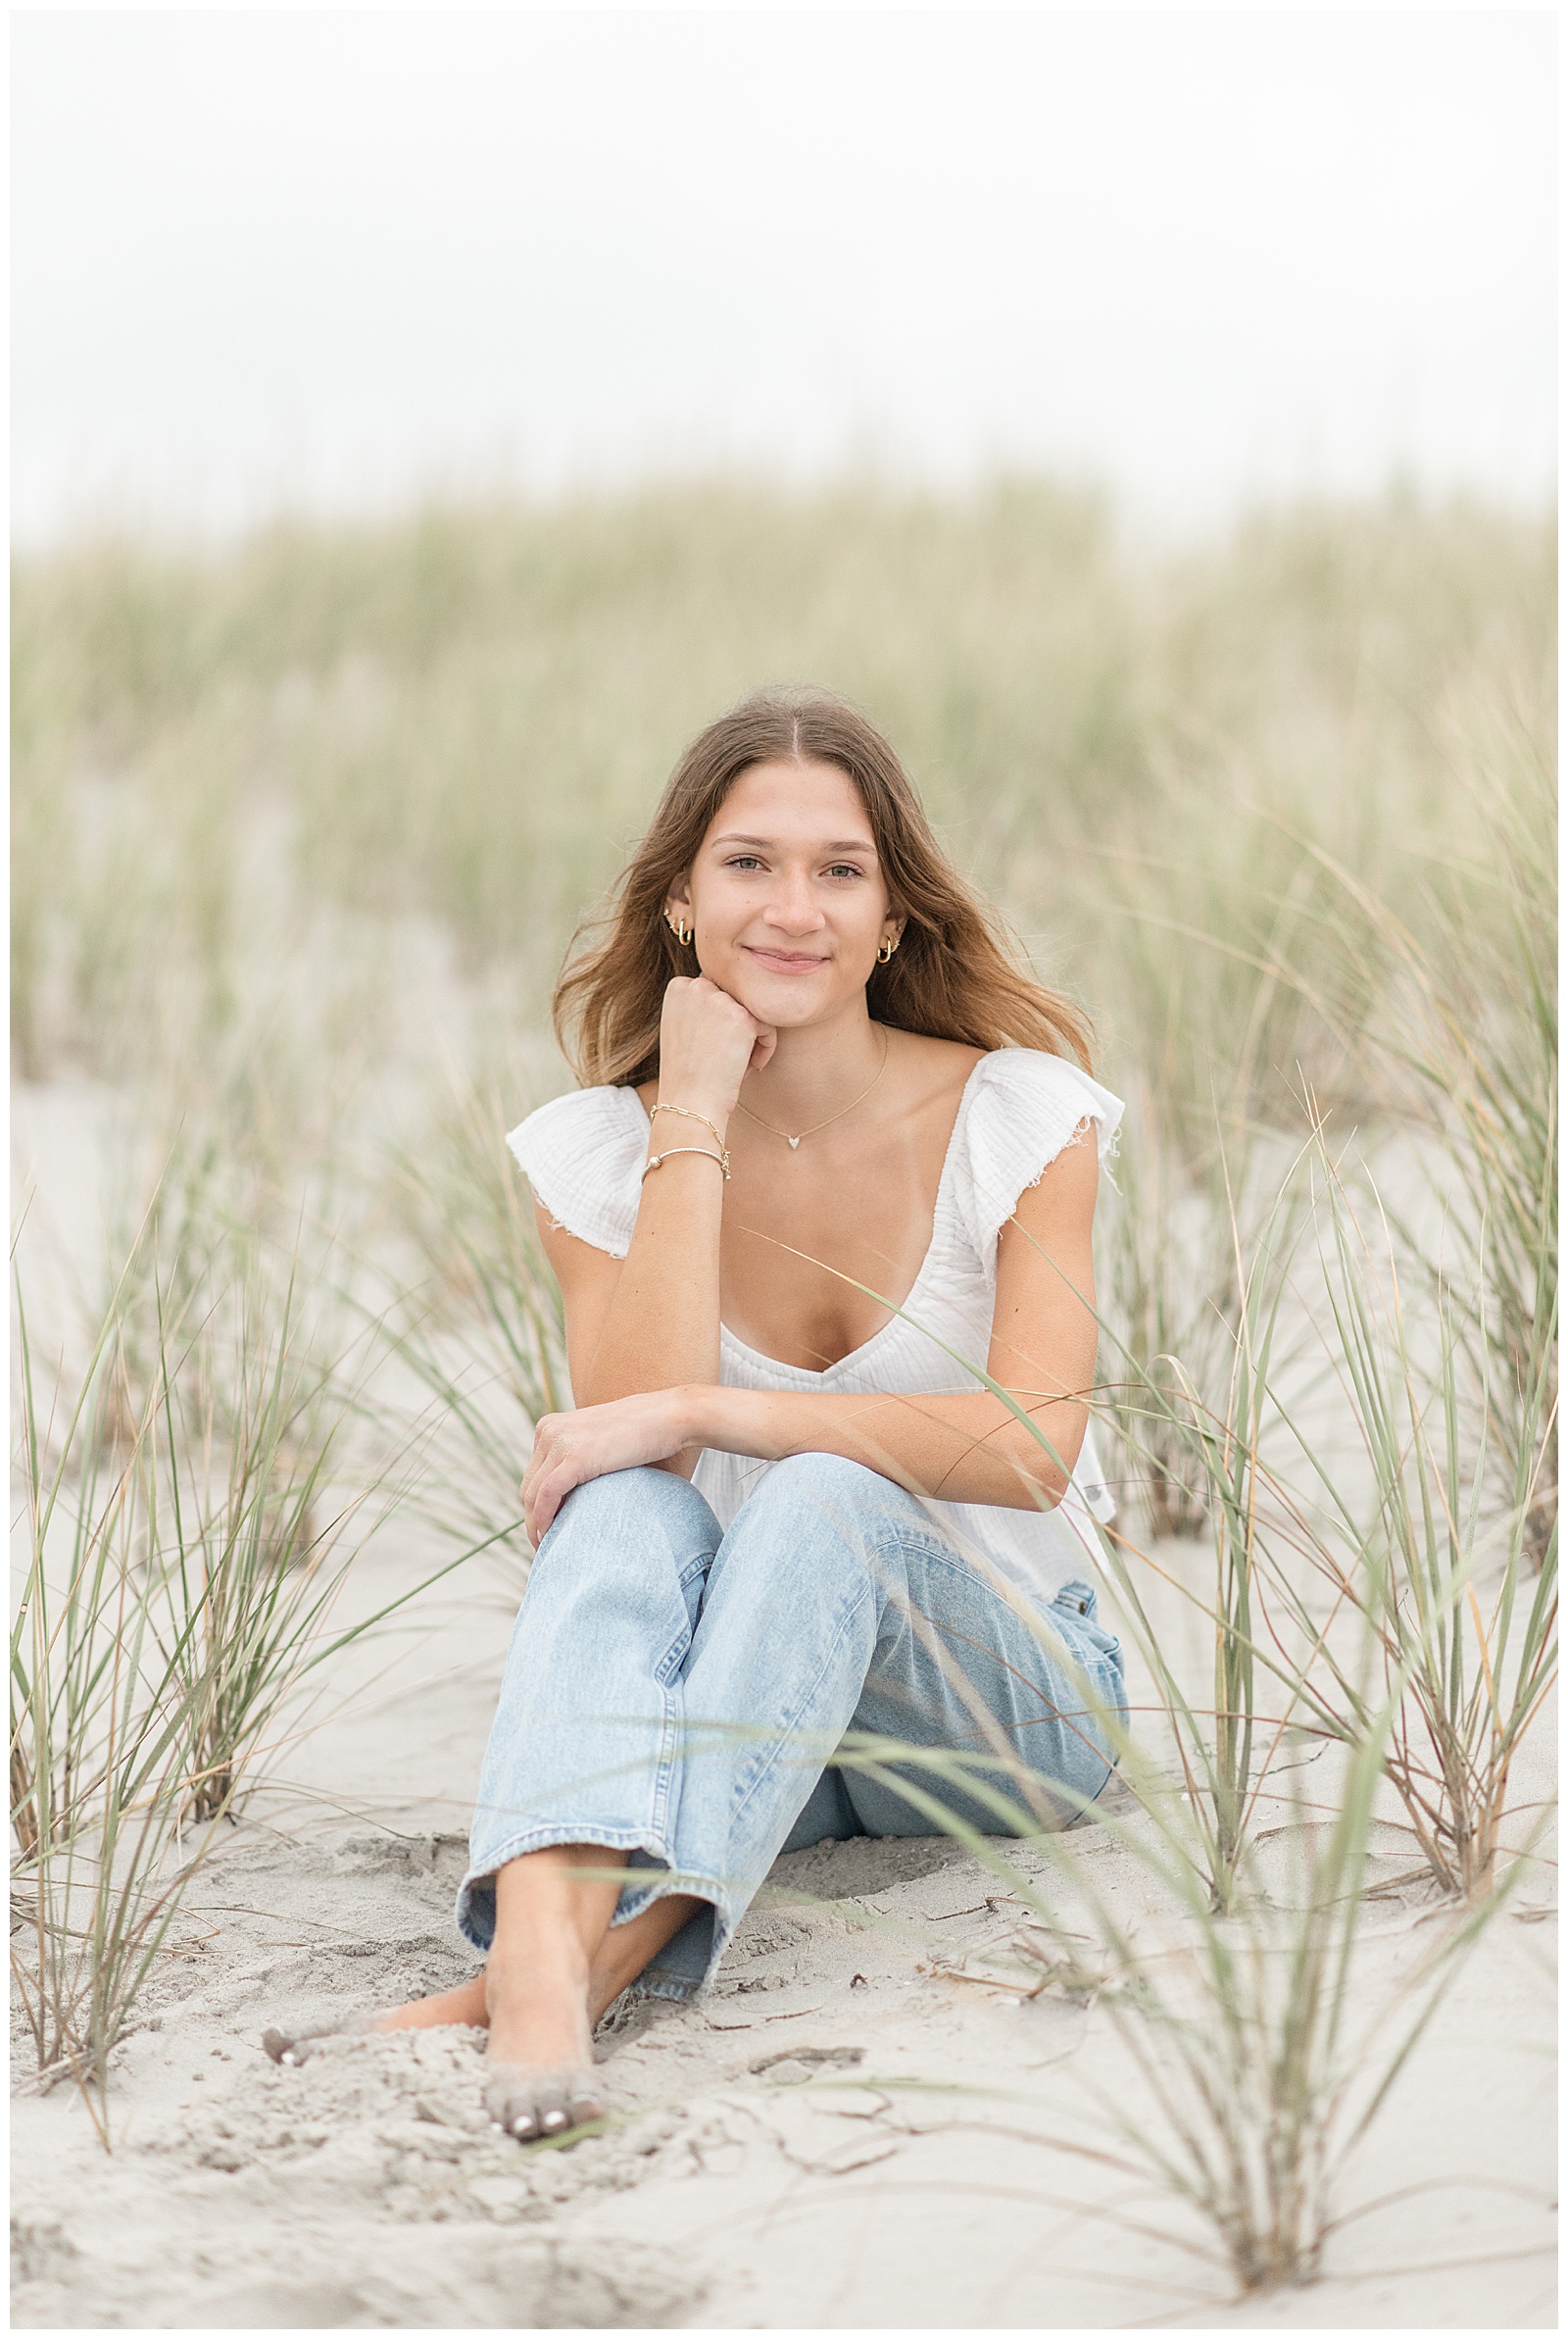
[734,1027,891,1150]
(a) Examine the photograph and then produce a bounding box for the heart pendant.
[788,1135,801,1150]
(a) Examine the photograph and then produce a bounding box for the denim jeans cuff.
[611,1870,737,1993]
[455,1825,678,1954]
[624,1971,701,2004]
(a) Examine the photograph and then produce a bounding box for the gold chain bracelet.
[651,1102,727,1147]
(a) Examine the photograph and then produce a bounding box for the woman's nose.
[764,873,823,930]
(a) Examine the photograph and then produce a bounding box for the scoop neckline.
[633,1050,993,1382]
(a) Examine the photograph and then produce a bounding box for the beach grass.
[10,480,1556,2241]
[829,1697,1539,2294]
[9,1154,491,2118]
[12,484,1551,1099]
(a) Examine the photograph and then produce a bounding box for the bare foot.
[262,2013,375,2066]
[262,1878,705,2143]
[482,1946,605,2143]
[262,1974,488,2065]
[263,1964,606,2142]
[376,1975,490,2033]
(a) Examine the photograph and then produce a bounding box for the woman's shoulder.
[950,1047,1124,1259]
[892,1029,987,1102]
[506,1084,648,1259]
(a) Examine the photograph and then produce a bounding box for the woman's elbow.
[1001,1406,1086,1506]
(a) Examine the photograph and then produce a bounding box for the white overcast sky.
[12,6,1558,542]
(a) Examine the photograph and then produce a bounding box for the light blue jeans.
[459,1455,1126,1999]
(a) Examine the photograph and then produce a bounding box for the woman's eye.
[726,856,764,871]
[826,864,864,881]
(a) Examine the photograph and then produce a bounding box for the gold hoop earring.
[877,934,899,966]
[667,916,692,946]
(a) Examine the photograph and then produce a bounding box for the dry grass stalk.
[364,1073,567,1566]
[1291,1148,1557,1899]
[9,1180,476,2122]
[827,1670,1531,2294]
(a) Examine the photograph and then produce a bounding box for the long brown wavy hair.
[553,687,1095,1086]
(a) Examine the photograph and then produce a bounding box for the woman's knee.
[547,1464,706,1538]
[721,1455,927,1602]
[746,1451,906,1529]
[532,1466,717,1586]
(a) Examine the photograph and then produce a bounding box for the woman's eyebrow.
[709,831,877,854]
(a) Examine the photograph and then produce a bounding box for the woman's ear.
[663,875,696,946]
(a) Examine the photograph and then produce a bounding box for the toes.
[484,2065,604,2146]
[263,2026,308,2066]
[535,2087,572,2135]
[263,2014,357,2066]
[482,2067,530,2135]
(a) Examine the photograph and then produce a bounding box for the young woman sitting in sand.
[266,689,1126,2137]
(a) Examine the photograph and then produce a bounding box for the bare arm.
[522,1131,1102,1541]
[550,973,772,1414]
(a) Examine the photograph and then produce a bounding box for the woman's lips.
[743,945,828,972]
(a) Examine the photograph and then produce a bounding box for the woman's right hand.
[655,974,774,1122]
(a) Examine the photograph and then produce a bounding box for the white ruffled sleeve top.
[508,1048,1123,1601]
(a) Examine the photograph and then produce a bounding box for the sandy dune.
[12,1543,1556,2331]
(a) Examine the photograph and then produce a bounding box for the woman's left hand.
[520,1389,696,1547]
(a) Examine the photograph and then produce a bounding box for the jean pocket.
[1052,1581,1122,1664]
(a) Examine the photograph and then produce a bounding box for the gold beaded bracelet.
[642,1146,729,1181]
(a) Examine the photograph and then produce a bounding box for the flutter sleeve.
[506,1085,649,1260]
[953,1048,1124,1270]
[954,1048,1124,1529]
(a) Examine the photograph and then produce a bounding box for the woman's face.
[667,759,903,1028]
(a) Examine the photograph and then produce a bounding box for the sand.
[11,1078,1557,2327]
[11,1515,1557,2333]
